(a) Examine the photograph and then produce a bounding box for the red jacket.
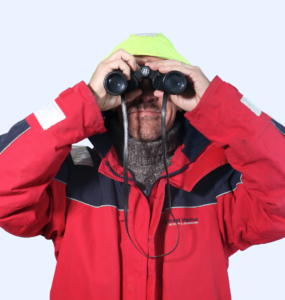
[1,76,285,300]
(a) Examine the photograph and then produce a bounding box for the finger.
[135,57,148,71]
[145,59,176,69]
[104,59,132,80]
[157,61,195,70]
[143,63,160,71]
[157,65,197,78]
[125,88,142,103]
[117,88,142,107]
[135,57,148,65]
[153,90,177,106]
[144,60,181,71]
[145,59,176,66]
[146,60,194,70]
[104,49,138,72]
[153,90,164,98]
[158,65,199,86]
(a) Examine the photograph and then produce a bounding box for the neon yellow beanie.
[103,33,191,65]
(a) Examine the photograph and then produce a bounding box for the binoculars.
[104,66,187,96]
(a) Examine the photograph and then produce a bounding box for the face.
[117,55,181,142]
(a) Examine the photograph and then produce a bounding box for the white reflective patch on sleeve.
[34,100,66,130]
[70,145,93,167]
[135,33,157,37]
[240,97,261,116]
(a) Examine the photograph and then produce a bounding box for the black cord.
[121,92,180,258]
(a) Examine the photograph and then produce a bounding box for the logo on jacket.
[165,217,198,226]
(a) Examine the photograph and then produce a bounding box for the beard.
[117,97,176,142]
[125,99,162,141]
[128,114,162,142]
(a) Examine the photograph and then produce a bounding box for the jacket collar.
[88,111,228,192]
[88,111,211,163]
[181,116,211,162]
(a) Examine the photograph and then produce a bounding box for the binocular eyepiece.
[104,66,187,96]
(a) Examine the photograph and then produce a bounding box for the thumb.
[124,88,142,103]
[154,90,176,104]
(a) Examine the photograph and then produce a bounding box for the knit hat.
[103,33,191,64]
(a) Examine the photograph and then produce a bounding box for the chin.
[130,132,162,142]
[128,115,162,142]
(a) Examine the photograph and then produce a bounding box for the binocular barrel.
[104,66,187,96]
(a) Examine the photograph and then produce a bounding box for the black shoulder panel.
[56,147,126,210]
[163,164,242,212]
[214,164,242,198]
[0,119,30,155]
[271,118,285,135]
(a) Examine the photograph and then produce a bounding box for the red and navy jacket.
[1,76,285,300]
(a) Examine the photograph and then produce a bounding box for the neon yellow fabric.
[103,33,191,64]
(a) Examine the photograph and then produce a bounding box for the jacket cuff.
[26,81,107,156]
[185,75,223,121]
[184,75,271,155]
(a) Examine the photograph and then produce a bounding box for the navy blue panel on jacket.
[55,147,127,211]
[271,118,285,135]
[0,119,30,155]
[162,164,242,212]
[88,132,113,158]
[182,117,211,162]
[215,164,242,198]
[54,160,69,185]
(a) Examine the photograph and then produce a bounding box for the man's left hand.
[145,60,211,112]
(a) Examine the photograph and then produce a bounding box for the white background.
[0,0,285,299]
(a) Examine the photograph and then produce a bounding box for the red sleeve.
[0,81,106,238]
[184,76,285,254]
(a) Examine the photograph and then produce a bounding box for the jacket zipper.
[105,160,148,199]
[145,163,189,197]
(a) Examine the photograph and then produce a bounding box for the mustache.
[127,100,161,115]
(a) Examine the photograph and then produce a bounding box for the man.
[0,33,285,300]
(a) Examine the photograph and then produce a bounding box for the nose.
[138,78,157,102]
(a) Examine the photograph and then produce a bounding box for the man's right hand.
[88,49,148,111]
